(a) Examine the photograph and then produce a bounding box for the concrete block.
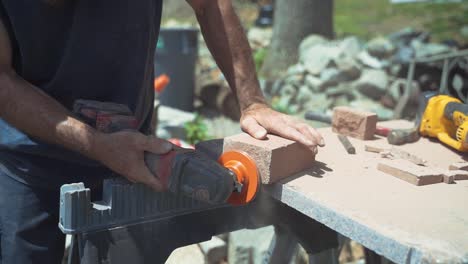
[377,159,443,186]
[332,106,378,140]
[199,236,227,264]
[449,162,468,171]
[223,133,316,184]
[228,226,275,264]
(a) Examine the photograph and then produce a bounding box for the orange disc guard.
[218,151,259,205]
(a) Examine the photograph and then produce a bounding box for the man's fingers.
[308,126,325,147]
[137,166,165,192]
[241,116,268,139]
[296,124,319,147]
[144,136,173,154]
[270,124,317,152]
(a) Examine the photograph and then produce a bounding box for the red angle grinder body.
[145,149,260,206]
[72,99,259,206]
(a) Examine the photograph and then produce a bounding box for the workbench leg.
[307,234,345,264]
[308,248,340,264]
[266,225,299,264]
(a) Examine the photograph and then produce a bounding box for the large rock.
[247,27,273,50]
[300,45,340,75]
[349,99,394,120]
[296,85,316,107]
[357,50,386,69]
[353,69,389,100]
[228,226,275,264]
[299,34,327,58]
[339,36,362,58]
[366,37,396,59]
[305,75,324,92]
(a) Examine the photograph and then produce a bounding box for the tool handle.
[445,102,468,123]
[304,111,332,124]
[338,135,356,154]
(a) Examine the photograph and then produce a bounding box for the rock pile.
[263,29,461,120]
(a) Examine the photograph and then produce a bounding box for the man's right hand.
[91,131,173,191]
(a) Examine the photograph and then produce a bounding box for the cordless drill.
[73,100,259,205]
[419,93,468,152]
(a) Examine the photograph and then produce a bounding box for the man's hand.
[240,103,325,154]
[91,131,173,191]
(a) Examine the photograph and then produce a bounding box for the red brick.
[332,106,377,140]
[223,133,316,184]
[377,159,443,186]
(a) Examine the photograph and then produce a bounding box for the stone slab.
[223,133,316,184]
[264,120,468,264]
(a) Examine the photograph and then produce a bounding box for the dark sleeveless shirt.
[0,0,163,188]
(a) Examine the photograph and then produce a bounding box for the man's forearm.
[193,0,266,111]
[0,70,98,158]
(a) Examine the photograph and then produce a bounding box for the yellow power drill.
[419,92,468,152]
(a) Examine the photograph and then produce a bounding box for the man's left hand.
[240,103,325,154]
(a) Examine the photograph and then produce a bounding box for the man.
[0,0,324,263]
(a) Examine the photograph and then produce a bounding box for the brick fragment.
[223,133,316,184]
[332,106,378,140]
[377,159,443,186]
[444,170,468,181]
[449,162,468,171]
[443,175,455,184]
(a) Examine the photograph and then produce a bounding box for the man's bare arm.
[188,0,325,152]
[188,0,265,111]
[0,19,170,190]
[0,20,97,157]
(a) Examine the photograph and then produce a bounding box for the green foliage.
[184,114,210,145]
[335,0,468,43]
[254,48,268,72]
[270,96,294,115]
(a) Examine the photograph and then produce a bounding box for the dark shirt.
[0,0,163,189]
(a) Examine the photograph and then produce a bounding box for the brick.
[377,159,443,186]
[444,170,468,181]
[449,162,468,171]
[332,106,377,140]
[223,133,316,184]
[443,175,455,184]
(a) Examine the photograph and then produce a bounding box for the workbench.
[64,120,468,264]
[265,120,468,263]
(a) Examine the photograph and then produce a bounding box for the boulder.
[339,36,362,58]
[299,34,327,58]
[300,45,340,75]
[357,51,385,69]
[366,37,396,58]
[247,27,273,50]
[353,69,388,100]
[305,75,324,92]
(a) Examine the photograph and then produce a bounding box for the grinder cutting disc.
[219,151,259,205]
